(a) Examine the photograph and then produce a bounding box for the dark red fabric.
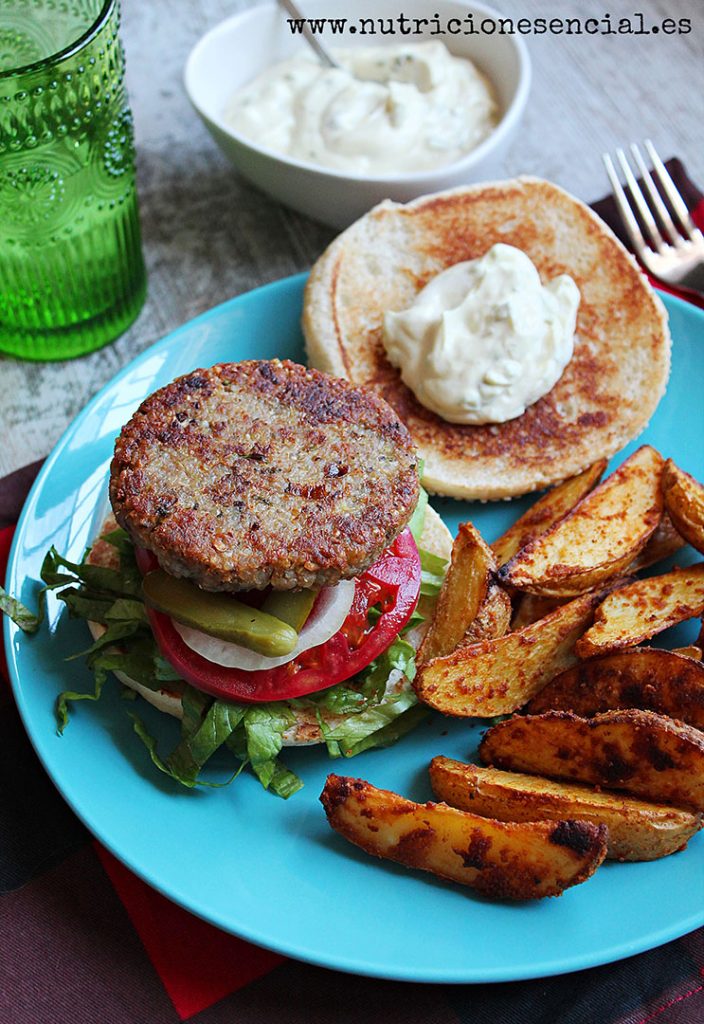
[95,845,283,1020]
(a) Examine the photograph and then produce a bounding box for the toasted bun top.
[303,178,671,501]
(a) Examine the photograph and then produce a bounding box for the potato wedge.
[415,590,603,718]
[674,645,703,661]
[429,757,702,861]
[480,709,704,812]
[320,774,607,900]
[491,461,607,567]
[663,459,704,555]
[499,446,664,597]
[462,584,512,644]
[629,512,685,571]
[576,563,704,658]
[511,593,567,630]
[524,647,704,728]
[418,522,494,664]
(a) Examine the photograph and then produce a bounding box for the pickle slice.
[142,570,298,656]
[261,588,318,632]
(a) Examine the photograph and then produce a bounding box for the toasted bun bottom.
[87,507,452,746]
[303,178,671,500]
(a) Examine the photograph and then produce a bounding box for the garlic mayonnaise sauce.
[223,42,497,175]
[382,244,581,425]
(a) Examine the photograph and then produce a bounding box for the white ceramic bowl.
[184,0,531,228]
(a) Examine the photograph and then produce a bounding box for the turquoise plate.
[5,277,704,983]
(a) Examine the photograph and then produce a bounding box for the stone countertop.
[1,0,702,478]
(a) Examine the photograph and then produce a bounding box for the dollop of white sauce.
[382,244,581,425]
[223,42,497,175]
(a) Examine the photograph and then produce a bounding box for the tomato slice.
[136,529,421,703]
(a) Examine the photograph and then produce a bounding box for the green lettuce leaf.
[40,546,142,598]
[127,711,241,788]
[166,699,247,786]
[10,516,437,798]
[0,586,44,633]
[58,588,115,623]
[408,486,428,543]
[418,547,447,596]
[344,702,429,757]
[242,705,296,789]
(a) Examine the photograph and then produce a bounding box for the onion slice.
[172,580,356,671]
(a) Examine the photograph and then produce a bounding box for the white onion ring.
[172,580,356,670]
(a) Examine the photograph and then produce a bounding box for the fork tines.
[602,141,702,256]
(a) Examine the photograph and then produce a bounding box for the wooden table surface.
[2,0,702,479]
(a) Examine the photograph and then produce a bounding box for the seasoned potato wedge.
[511,593,567,630]
[429,757,702,861]
[414,590,602,717]
[499,446,664,597]
[462,584,512,645]
[674,645,703,661]
[663,459,704,555]
[629,512,685,571]
[576,563,704,658]
[320,774,607,900]
[490,461,607,567]
[480,709,704,812]
[418,522,494,664]
[524,647,704,728]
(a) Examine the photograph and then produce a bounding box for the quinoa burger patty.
[109,360,420,592]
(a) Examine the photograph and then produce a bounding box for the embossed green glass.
[0,0,146,360]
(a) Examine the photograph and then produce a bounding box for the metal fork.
[602,140,704,296]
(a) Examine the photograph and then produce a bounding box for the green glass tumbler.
[0,0,146,360]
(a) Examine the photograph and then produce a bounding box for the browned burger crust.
[109,360,420,591]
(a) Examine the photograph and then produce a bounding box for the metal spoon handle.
[276,0,341,69]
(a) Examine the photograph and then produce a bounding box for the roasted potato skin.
[499,446,664,598]
[429,757,702,861]
[415,590,603,718]
[673,645,703,662]
[576,564,704,658]
[663,459,704,555]
[524,647,704,729]
[418,522,494,664]
[629,512,685,571]
[462,584,512,644]
[511,593,567,630]
[479,709,704,813]
[491,461,607,567]
[320,774,607,900]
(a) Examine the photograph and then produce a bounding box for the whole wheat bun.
[87,506,452,746]
[303,178,671,501]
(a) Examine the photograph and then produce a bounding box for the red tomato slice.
[135,529,421,703]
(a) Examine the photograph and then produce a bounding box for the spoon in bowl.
[276,0,342,70]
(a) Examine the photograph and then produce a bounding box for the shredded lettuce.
[408,486,428,544]
[3,493,445,797]
[419,548,448,596]
[0,586,44,633]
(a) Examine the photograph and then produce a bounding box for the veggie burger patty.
[110,360,420,591]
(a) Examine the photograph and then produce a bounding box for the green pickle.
[261,588,318,632]
[142,571,299,657]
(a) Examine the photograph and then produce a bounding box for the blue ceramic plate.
[5,276,704,983]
